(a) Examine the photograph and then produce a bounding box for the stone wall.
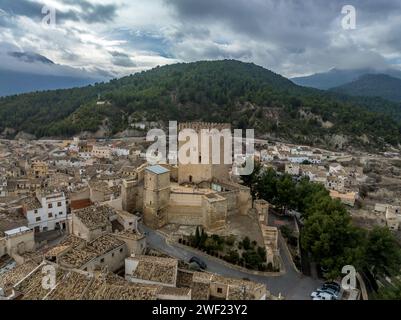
[202,194,227,230]
[166,193,204,226]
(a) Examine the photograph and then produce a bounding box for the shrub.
[242,236,251,250]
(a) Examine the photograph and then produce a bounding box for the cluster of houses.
[0,133,274,301]
[255,142,363,207]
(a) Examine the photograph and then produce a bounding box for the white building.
[23,191,68,233]
[112,147,130,157]
[288,156,310,164]
[385,205,401,231]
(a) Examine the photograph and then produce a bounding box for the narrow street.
[139,223,322,300]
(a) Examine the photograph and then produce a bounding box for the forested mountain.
[331,74,401,102]
[0,60,400,150]
[291,67,401,90]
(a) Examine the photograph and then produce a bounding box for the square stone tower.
[143,165,171,229]
[177,122,232,184]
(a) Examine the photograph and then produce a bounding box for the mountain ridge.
[0,60,400,151]
[330,73,401,102]
[291,68,401,90]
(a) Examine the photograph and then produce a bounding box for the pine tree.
[194,226,200,247]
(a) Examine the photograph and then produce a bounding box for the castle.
[121,122,253,230]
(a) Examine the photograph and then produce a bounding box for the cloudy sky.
[1,0,401,79]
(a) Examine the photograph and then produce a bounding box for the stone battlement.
[178,122,231,132]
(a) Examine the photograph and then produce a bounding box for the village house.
[22,191,68,233]
[329,190,358,207]
[385,205,401,231]
[91,146,112,159]
[58,234,128,272]
[70,205,114,241]
[125,255,178,287]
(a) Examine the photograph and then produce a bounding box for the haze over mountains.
[291,67,401,103]
[0,51,108,97]
[331,74,401,102]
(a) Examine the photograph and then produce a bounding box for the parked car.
[311,292,335,300]
[315,288,339,299]
[322,282,341,292]
[189,256,207,269]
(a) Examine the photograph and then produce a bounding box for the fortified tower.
[177,122,232,184]
[143,165,171,229]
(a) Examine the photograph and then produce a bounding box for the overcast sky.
[1,0,401,79]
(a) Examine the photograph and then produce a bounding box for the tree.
[255,167,277,202]
[224,250,240,264]
[275,174,296,212]
[194,226,201,247]
[200,228,208,248]
[363,227,401,276]
[257,246,267,261]
[301,198,365,279]
[241,161,262,199]
[375,278,401,300]
[242,236,251,250]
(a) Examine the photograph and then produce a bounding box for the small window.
[217,288,223,294]
[48,203,53,209]
[129,222,133,226]
[100,258,104,263]
[48,212,53,218]
[57,202,62,207]
[36,217,41,222]
[112,252,115,257]
[34,209,38,214]
[119,248,123,253]
[59,211,63,216]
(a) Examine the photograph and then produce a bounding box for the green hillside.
[331,74,401,102]
[0,60,400,150]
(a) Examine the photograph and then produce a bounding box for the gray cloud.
[164,0,401,76]
[109,51,137,67]
[0,0,118,24]
[1,0,401,78]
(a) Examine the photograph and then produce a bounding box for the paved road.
[139,224,322,300]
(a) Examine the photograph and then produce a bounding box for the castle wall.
[237,188,252,215]
[220,191,238,216]
[202,194,227,230]
[166,193,204,226]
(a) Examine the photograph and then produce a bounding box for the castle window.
[217,288,223,294]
